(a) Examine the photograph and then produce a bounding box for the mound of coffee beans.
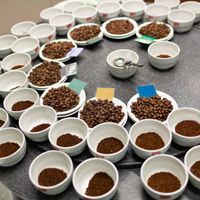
[12,101,34,111]
[80,99,124,128]
[106,19,134,35]
[71,25,101,41]
[131,95,173,121]
[0,142,20,158]
[57,133,83,147]
[139,23,170,39]
[42,41,74,59]
[30,123,50,132]
[28,61,61,86]
[0,120,5,127]
[191,160,200,178]
[43,86,79,112]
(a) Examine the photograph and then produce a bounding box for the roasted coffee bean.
[80,99,124,128]
[71,25,101,41]
[43,86,79,112]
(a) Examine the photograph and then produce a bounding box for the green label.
[135,35,156,45]
[68,79,87,94]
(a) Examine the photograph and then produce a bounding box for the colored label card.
[96,88,115,100]
[61,62,77,77]
[137,84,157,98]
[68,79,87,94]
[67,48,84,57]
[135,35,155,45]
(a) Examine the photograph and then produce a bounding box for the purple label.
[67,48,84,57]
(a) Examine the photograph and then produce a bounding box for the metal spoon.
[113,58,145,68]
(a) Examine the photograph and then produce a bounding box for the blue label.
[137,84,157,98]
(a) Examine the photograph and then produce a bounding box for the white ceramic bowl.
[11,21,36,38]
[0,182,14,200]
[107,49,139,79]
[0,127,26,167]
[63,0,85,13]
[73,158,119,200]
[141,154,188,200]
[1,53,32,73]
[40,7,64,22]
[97,1,121,22]
[29,24,56,44]
[121,0,146,21]
[29,150,73,195]
[3,88,39,120]
[155,0,180,10]
[144,4,170,22]
[129,119,172,159]
[87,122,129,163]
[179,1,200,23]
[0,34,18,59]
[0,108,10,129]
[50,13,75,36]
[73,6,97,23]
[19,105,57,142]
[0,71,28,98]
[168,9,195,33]
[148,41,180,70]
[11,37,40,60]
[184,145,200,189]
[167,107,200,147]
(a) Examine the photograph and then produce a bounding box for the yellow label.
[96,88,115,100]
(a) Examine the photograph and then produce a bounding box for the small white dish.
[49,117,88,156]
[50,13,75,36]
[0,108,10,129]
[29,150,73,195]
[141,154,188,200]
[0,34,18,59]
[3,88,39,120]
[167,107,200,147]
[155,0,180,10]
[127,90,178,123]
[63,0,85,13]
[0,127,26,167]
[148,41,180,70]
[1,53,32,73]
[19,105,57,142]
[129,119,172,159]
[29,24,56,44]
[168,9,195,33]
[11,21,36,38]
[40,7,64,22]
[73,158,119,200]
[0,71,28,98]
[11,37,40,60]
[184,145,200,189]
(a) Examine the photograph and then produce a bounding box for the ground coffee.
[157,54,171,58]
[148,172,181,193]
[175,120,200,137]
[0,142,20,158]
[12,101,34,111]
[30,123,50,132]
[97,137,124,154]
[56,133,83,147]
[38,168,67,187]
[191,160,200,178]
[11,65,24,70]
[0,120,5,127]
[135,132,165,150]
[85,172,114,196]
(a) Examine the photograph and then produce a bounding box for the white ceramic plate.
[67,23,103,46]
[39,39,77,62]
[127,91,178,123]
[40,82,86,116]
[102,17,138,40]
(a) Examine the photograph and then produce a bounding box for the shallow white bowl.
[63,0,85,13]
[4,88,39,120]
[11,37,40,60]
[40,7,64,22]
[141,154,188,200]
[0,108,10,129]
[11,21,36,38]
[184,145,200,189]
[0,35,18,59]
[167,107,200,147]
[148,41,180,70]
[0,71,28,98]
[0,127,26,167]
[1,53,32,73]
[73,158,119,200]
[129,119,172,159]
[107,49,139,79]
[168,9,195,33]
[29,150,73,195]
[49,117,88,156]
[19,105,57,142]
[155,0,180,10]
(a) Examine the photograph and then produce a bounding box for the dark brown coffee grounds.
[157,54,171,58]
[0,120,5,127]
[11,65,24,70]
[30,123,50,132]
[148,172,181,193]
[38,168,67,187]
[97,137,124,154]
[0,142,20,158]
[191,160,200,178]
[85,172,114,196]
[175,120,200,137]
[12,101,34,111]
[135,132,165,150]
[56,133,83,147]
